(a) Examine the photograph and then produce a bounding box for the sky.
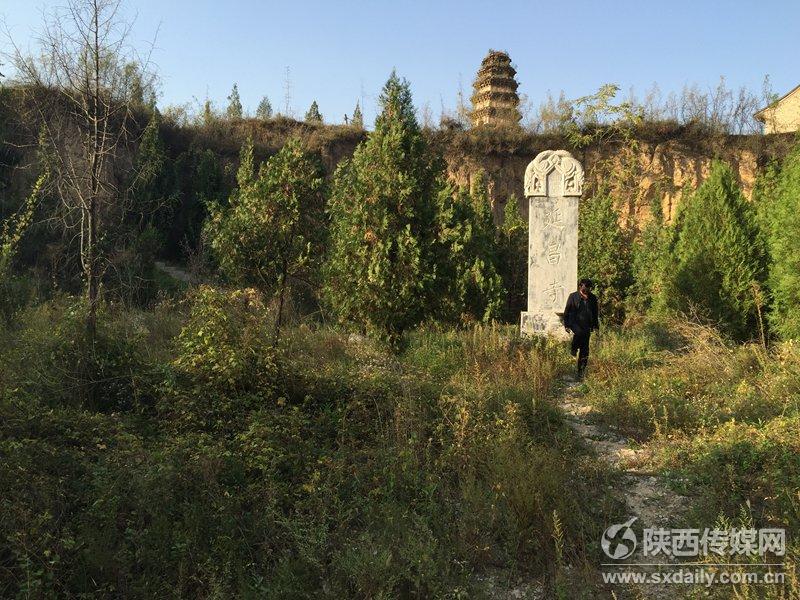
[2,0,798,127]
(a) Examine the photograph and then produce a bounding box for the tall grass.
[584,316,799,598]
[0,297,621,598]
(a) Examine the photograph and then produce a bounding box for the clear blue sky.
[2,0,798,126]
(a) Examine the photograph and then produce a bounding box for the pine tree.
[205,138,325,339]
[351,101,364,128]
[226,83,243,120]
[758,142,800,339]
[578,192,632,324]
[324,72,443,345]
[497,193,528,320]
[671,160,765,339]
[437,172,504,323]
[304,100,323,123]
[255,96,272,121]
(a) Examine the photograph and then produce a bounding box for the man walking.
[563,278,599,377]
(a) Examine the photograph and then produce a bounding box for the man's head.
[578,278,593,295]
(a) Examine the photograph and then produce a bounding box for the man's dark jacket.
[563,291,599,334]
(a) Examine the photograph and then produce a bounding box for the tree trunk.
[273,263,288,346]
[86,197,97,339]
[86,0,101,341]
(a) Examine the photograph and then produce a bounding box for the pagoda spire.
[470,50,522,127]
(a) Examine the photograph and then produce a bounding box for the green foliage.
[205,138,325,332]
[163,286,277,433]
[669,161,765,339]
[255,95,273,120]
[0,298,158,412]
[1,170,46,320]
[661,418,800,530]
[122,61,156,110]
[304,100,323,123]
[758,140,800,339]
[324,72,445,345]
[578,191,632,323]
[132,111,173,219]
[112,111,180,305]
[165,148,227,258]
[202,98,217,126]
[436,173,504,323]
[235,134,255,189]
[563,83,643,149]
[629,193,675,314]
[226,83,243,120]
[351,101,363,129]
[497,194,528,320]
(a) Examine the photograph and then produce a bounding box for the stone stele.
[520,150,584,338]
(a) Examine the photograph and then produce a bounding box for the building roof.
[754,84,800,122]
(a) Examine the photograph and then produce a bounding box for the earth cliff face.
[157,119,792,230]
[434,128,793,227]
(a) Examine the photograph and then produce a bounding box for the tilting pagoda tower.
[470,50,521,127]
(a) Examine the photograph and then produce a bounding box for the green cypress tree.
[671,160,765,339]
[629,193,674,314]
[226,83,243,120]
[497,193,528,320]
[202,99,217,126]
[324,71,443,345]
[351,101,364,129]
[164,148,226,258]
[578,192,632,323]
[437,172,504,323]
[304,100,323,123]
[132,111,172,222]
[255,96,272,121]
[758,141,800,338]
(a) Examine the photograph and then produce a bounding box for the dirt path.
[560,378,689,530]
[559,377,691,598]
[154,260,192,284]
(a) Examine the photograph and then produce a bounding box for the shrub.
[1,298,620,597]
[656,417,800,529]
[1,170,46,321]
[497,193,528,321]
[584,317,800,559]
[0,298,155,412]
[162,286,277,434]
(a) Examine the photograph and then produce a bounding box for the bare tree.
[5,0,155,337]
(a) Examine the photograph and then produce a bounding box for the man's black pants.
[570,330,590,374]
